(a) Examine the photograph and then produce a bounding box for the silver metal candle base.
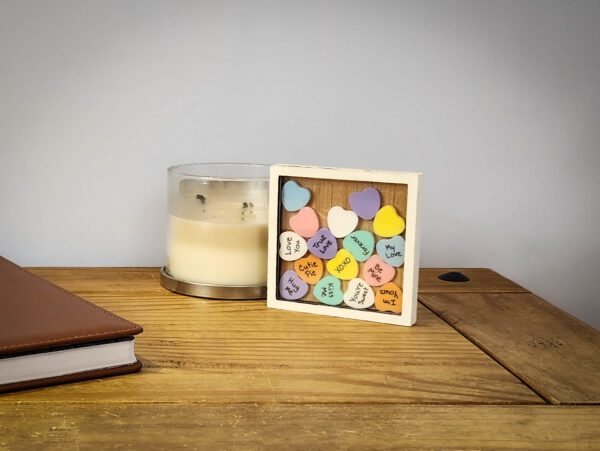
[160,267,267,300]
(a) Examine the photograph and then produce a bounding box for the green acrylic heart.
[313,275,344,306]
[342,230,375,262]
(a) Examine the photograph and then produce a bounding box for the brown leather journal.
[0,256,143,393]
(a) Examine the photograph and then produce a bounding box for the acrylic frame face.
[267,164,422,326]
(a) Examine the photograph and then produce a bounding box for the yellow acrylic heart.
[373,205,406,237]
[326,249,359,280]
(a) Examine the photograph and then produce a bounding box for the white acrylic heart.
[327,206,358,238]
[343,278,375,309]
[279,231,308,261]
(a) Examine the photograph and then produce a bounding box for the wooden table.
[1,267,599,449]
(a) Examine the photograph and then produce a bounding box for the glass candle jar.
[161,163,269,299]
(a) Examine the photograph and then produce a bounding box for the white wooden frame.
[267,164,422,326]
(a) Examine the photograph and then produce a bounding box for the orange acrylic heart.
[375,282,402,313]
[293,254,324,284]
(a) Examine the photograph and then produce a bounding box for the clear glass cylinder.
[166,163,269,286]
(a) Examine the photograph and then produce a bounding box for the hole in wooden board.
[438,271,471,283]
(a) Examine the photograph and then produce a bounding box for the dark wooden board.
[419,291,600,404]
[419,268,528,293]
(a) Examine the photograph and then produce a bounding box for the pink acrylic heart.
[289,206,319,238]
[363,255,395,287]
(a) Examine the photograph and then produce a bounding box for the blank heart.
[373,205,405,237]
[282,180,311,212]
[349,188,380,220]
[327,206,358,238]
[289,206,319,238]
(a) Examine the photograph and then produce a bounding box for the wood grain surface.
[1,403,599,450]
[1,268,539,405]
[1,267,598,449]
[419,291,600,405]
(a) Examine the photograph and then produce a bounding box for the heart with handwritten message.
[313,275,344,305]
[326,249,359,280]
[307,228,338,260]
[373,205,405,238]
[363,255,395,286]
[375,282,402,313]
[293,254,324,284]
[289,206,319,238]
[279,231,308,262]
[279,270,309,300]
[349,188,381,220]
[376,235,405,267]
[343,278,375,309]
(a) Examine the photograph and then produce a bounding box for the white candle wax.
[166,164,269,288]
[167,214,268,286]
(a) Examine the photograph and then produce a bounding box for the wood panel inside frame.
[267,165,422,327]
[278,176,407,306]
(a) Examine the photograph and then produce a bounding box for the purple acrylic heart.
[349,188,381,220]
[307,228,338,260]
[279,270,309,300]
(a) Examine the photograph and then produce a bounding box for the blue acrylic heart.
[282,180,311,212]
[375,235,405,267]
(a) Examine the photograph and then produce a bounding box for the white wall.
[1,0,599,329]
